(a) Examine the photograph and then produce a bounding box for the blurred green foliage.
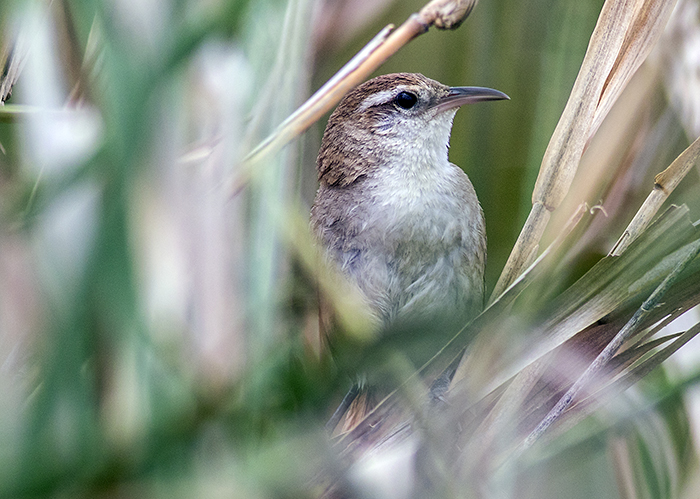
[0,0,699,497]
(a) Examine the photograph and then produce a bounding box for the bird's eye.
[394,91,418,109]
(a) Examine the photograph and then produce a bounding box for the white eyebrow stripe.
[357,90,395,111]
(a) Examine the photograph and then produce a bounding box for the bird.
[310,73,508,431]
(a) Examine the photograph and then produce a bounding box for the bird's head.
[317,73,508,187]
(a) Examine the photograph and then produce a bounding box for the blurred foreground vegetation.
[1,0,700,497]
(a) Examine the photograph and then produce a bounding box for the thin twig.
[230,0,478,195]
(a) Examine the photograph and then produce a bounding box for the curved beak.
[432,86,509,113]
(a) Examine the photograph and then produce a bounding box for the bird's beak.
[432,86,509,113]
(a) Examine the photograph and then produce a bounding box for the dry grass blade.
[543,323,700,448]
[231,0,478,195]
[491,0,677,302]
[610,134,700,256]
[596,323,700,402]
[526,207,695,368]
[447,206,699,474]
[522,237,700,450]
[589,0,676,138]
[459,259,700,476]
[486,330,679,462]
[464,206,695,404]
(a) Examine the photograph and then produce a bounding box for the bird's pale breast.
[312,162,485,327]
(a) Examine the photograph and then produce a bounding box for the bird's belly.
[317,170,485,328]
[352,204,483,325]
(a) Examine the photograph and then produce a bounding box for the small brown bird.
[311,73,508,430]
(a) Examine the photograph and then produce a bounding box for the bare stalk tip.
[419,0,478,30]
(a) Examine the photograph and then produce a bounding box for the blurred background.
[1,0,700,497]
